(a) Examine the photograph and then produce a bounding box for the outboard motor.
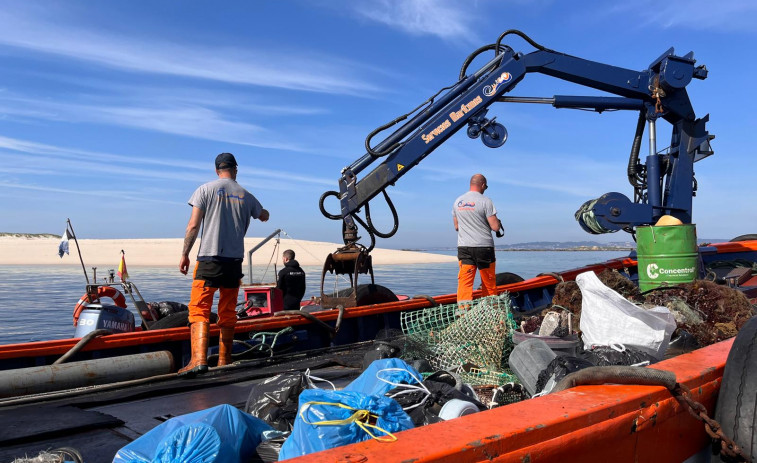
[74,303,136,337]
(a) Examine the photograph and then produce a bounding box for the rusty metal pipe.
[0,351,174,398]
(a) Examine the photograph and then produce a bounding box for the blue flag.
[58,227,72,258]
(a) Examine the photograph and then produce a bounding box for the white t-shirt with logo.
[189,178,263,259]
[452,191,496,247]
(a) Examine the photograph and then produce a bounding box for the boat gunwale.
[1,239,753,362]
[0,258,637,360]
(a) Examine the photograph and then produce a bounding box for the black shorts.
[457,246,496,270]
[195,260,244,288]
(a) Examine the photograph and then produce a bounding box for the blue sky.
[0,0,755,249]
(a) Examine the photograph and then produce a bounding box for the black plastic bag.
[665,329,701,358]
[250,431,290,463]
[146,301,188,320]
[362,341,400,369]
[580,346,658,367]
[535,355,594,394]
[244,372,310,431]
[386,371,486,426]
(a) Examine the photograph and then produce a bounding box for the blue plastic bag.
[113,404,272,463]
[344,358,422,396]
[278,389,414,460]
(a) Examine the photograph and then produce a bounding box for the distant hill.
[497,241,635,251]
[498,238,728,250]
[0,232,59,239]
[424,238,729,252]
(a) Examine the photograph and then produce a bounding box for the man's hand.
[259,209,270,222]
[181,206,202,274]
[179,255,190,275]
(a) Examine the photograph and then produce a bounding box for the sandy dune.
[0,236,455,267]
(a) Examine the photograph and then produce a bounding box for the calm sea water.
[0,250,625,344]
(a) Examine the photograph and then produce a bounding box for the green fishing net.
[400,295,518,385]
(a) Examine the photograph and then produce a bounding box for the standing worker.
[178,152,269,377]
[276,249,307,310]
[452,173,504,303]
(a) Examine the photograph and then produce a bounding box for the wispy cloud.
[0,94,306,152]
[351,0,480,43]
[609,0,756,33]
[0,180,183,205]
[0,135,334,188]
[0,7,384,96]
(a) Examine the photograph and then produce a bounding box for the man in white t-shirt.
[178,152,269,376]
[452,174,503,302]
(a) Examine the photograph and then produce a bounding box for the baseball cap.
[215,152,238,169]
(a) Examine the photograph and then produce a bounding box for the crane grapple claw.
[320,244,374,309]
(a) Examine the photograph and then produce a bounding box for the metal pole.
[646,119,661,214]
[247,229,281,285]
[67,218,89,285]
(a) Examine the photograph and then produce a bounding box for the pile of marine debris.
[97,276,754,462]
[549,269,755,348]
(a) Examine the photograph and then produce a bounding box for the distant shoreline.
[497,247,634,252]
[404,247,635,252]
[0,236,456,267]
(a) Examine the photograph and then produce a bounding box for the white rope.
[304,368,336,390]
[258,236,280,284]
[609,343,627,352]
[376,367,431,411]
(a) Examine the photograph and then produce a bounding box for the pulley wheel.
[467,124,481,139]
[481,123,507,148]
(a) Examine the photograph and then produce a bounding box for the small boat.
[1,238,755,462]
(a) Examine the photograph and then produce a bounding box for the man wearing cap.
[178,152,269,377]
[453,173,504,303]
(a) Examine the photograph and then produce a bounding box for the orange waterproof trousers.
[188,263,239,328]
[457,262,497,302]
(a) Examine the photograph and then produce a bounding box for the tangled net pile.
[400,295,517,385]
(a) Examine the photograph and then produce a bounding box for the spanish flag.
[118,251,129,280]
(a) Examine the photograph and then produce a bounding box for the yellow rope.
[299,401,398,443]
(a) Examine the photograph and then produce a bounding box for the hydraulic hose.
[628,110,647,198]
[351,214,376,252]
[275,305,345,338]
[495,29,557,56]
[412,295,439,307]
[365,190,399,239]
[459,44,508,81]
[53,329,112,365]
[319,190,342,220]
[550,366,677,394]
[364,83,458,158]
[276,310,335,335]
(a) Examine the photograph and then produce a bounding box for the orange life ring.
[73,286,127,326]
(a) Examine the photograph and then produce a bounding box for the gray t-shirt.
[452,191,496,247]
[189,178,263,259]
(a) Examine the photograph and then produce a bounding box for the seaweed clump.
[550,269,641,333]
[643,280,755,346]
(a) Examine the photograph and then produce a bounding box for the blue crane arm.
[320,32,714,249]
